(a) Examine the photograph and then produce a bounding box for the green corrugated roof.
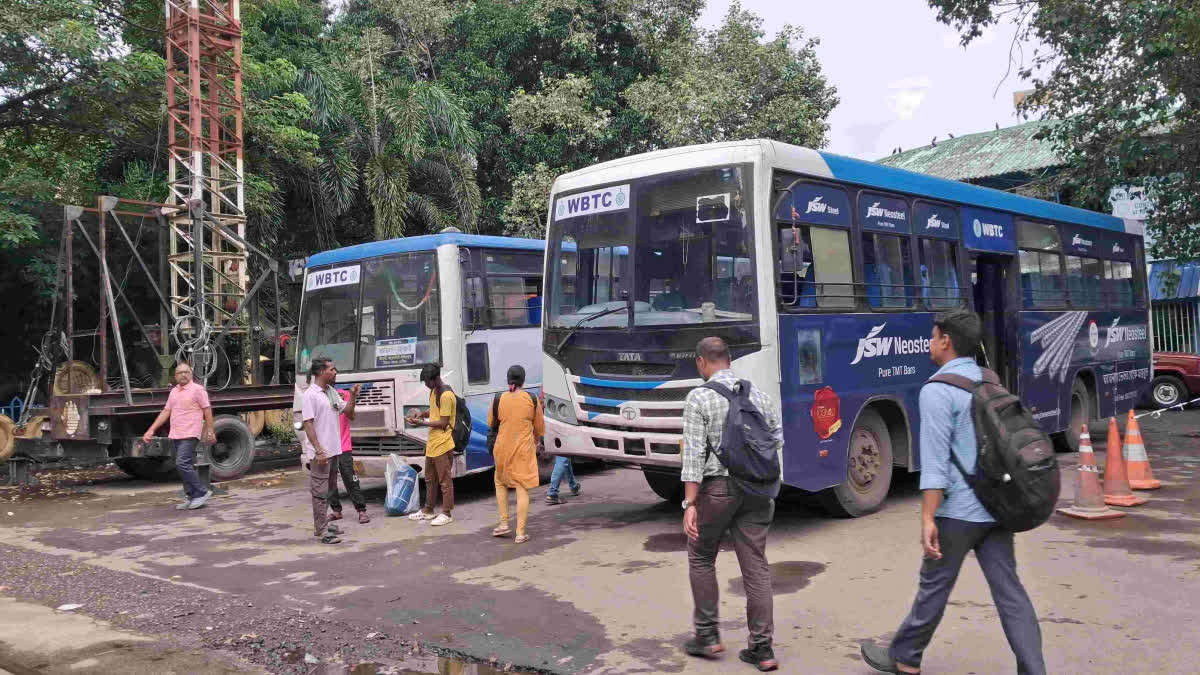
[876,119,1063,181]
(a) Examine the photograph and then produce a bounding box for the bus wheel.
[1149,375,1186,409]
[643,467,684,502]
[821,409,893,518]
[209,415,255,481]
[1053,379,1091,452]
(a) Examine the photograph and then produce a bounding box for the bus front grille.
[572,383,694,402]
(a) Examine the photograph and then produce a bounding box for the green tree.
[927,0,1200,259]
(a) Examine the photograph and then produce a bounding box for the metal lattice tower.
[164,0,247,331]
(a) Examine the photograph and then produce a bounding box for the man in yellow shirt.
[406,363,456,526]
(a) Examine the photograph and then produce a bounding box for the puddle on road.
[643,532,733,553]
[729,561,827,596]
[316,656,533,674]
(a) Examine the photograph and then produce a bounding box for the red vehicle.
[1149,352,1200,409]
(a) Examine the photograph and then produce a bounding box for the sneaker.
[683,633,725,659]
[187,489,213,509]
[545,495,567,505]
[175,499,193,510]
[860,642,907,674]
[429,513,454,527]
[408,511,434,521]
[738,644,778,672]
[571,484,582,497]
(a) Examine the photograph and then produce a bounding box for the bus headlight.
[543,394,578,425]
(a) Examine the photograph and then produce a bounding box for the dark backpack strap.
[527,390,538,410]
[490,393,502,431]
[927,373,976,393]
[701,380,734,400]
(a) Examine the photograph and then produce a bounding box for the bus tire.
[821,408,893,518]
[643,467,684,502]
[115,457,178,481]
[1149,374,1186,410]
[1053,378,1091,453]
[209,415,255,481]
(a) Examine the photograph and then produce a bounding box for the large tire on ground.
[0,414,14,463]
[820,408,894,518]
[1149,374,1186,410]
[210,414,255,481]
[115,457,178,481]
[643,467,684,502]
[1053,378,1091,452]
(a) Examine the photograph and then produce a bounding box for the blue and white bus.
[295,232,546,479]
[539,140,1150,516]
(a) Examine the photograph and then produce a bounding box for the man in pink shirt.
[142,361,215,510]
[327,385,369,523]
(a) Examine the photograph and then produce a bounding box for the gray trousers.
[890,517,1046,675]
[687,477,774,648]
[307,460,337,534]
[327,453,366,513]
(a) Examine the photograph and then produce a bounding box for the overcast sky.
[699,0,1039,161]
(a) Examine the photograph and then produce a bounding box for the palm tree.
[301,29,481,243]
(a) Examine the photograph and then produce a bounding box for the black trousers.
[890,517,1046,674]
[327,453,366,513]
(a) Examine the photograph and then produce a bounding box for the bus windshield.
[298,252,440,375]
[546,164,756,329]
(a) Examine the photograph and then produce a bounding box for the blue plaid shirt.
[681,369,783,484]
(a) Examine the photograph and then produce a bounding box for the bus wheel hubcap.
[849,430,880,490]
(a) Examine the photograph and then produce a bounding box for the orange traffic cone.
[1103,416,1148,507]
[1057,424,1125,520]
[1123,409,1161,490]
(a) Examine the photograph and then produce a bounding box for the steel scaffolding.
[164,0,246,332]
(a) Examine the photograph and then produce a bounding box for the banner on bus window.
[961,207,1016,254]
[375,337,417,368]
[914,202,960,239]
[775,183,851,228]
[859,192,910,233]
[554,184,630,221]
[1061,224,1132,260]
[306,264,360,292]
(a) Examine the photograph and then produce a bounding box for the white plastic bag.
[384,454,420,516]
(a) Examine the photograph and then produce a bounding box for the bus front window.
[298,267,361,377]
[546,164,756,330]
[358,254,441,370]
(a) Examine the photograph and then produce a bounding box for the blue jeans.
[547,456,579,497]
[174,438,208,499]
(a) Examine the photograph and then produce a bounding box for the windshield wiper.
[554,306,628,356]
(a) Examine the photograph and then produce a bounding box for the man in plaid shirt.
[680,337,783,672]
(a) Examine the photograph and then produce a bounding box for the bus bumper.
[544,418,683,468]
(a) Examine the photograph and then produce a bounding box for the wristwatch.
[682,499,695,510]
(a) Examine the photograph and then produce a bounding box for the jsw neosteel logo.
[1104,317,1148,347]
[850,323,932,365]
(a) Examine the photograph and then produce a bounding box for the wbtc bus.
[539,140,1150,516]
[295,233,546,478]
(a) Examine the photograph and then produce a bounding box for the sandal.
[320,534,342,545]
[492,525,512,537]
[358,511,370,524]
[514,533,530,544]
[328,511,344,521]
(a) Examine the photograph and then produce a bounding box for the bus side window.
[861,232,914,309]
[1110,261,1134,306]
[1019,249,1064,308]
[466,343,490,384]
[918,239,960,309]
[778,226,853,309]
[1069,256,1105,307]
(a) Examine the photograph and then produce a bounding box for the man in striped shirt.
[680,337,783,672]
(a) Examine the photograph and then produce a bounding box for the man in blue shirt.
[862,309,1045,675]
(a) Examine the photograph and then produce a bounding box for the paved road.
[1,410,1197,673]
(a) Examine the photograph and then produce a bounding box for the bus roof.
[307,233,545,267]
[814,149,1127,233]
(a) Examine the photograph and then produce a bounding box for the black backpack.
[927,368,1060,532]
[486,390,539,455]
[702,380,782,499]
[442,387,472,454]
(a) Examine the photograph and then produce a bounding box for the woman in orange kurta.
[489,365,545,543]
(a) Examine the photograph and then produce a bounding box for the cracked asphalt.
[1,409,1198,673]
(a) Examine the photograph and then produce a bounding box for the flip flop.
[514,533,530,544]
[492,526,512,537]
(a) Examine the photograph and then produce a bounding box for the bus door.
[970,253,1012,386]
